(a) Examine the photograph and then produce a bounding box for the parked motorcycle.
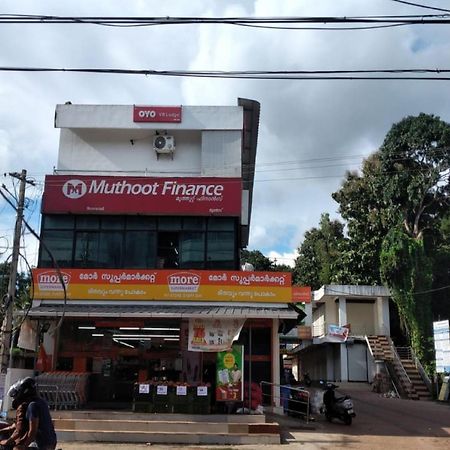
[320,381,356,425]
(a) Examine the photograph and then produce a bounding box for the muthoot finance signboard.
[42,175,242,216]
[32,269,292,303]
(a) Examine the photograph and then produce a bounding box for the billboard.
[32,268,293,303]
[42,175,242,216]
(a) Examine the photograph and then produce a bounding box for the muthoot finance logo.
[62,179,88,199]
[168,272,201,293]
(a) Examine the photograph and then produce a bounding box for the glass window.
[157,232,179,268]
[126,216,156,230]
[74,232,100,268]
[124,231,156,268]
[101,216,125,230]
[208,217,235,231]
[97,232,123,268]
[206,231,236,269]
[158,217,182,231]
[40,230,74,267]
[43,215,74,229]
[180,232,205,269]
[76,216,100,230]
[183,217,205,230]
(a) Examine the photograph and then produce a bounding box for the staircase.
[366,336,431,401]
[52,410,281,445]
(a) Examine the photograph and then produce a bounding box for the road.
[58,385,450,450]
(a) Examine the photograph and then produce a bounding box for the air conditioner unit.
[153,135,175,155]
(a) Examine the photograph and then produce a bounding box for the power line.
[390,0,450,13]
[1,66,450,80]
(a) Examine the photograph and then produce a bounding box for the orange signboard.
[292,286,311,303]
[32,268,292,303]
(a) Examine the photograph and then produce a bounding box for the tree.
[240,249,276,271]
[292,213,345,289]
[378,114,450,368]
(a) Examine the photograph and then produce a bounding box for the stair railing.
[395,346,432,395]
[389,341,418,399]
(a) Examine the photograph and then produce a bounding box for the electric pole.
[0,170,31,372]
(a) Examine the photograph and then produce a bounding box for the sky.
[1,0,450,271]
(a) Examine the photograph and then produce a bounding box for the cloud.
[1,0,450,266]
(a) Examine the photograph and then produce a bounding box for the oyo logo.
[168,272,201,293]
[62,179,87,199]
[138,109,156,119]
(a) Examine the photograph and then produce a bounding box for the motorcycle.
[320,381,356,425]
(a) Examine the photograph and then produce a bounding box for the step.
[53,418,279,434]
[57,429,281,445]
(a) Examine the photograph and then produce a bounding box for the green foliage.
[380,228,434,367]
[240,249,276,271]
[292,213,345,289]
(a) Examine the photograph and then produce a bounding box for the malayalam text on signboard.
[32,268,293,303]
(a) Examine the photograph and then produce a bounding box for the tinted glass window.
[124,231,156,268]
[180,232,205,268]
[126,216,156,230]
[74,232,100,267]
[158,217,182,230]
[98,232,123,268]
[157,232,179,268]
[43,215,74,229]
[208,217,235,231]
[76,216,100,230]
[40,230,73,267]
[101,216,125,230]
[207,231,235,269]
[183,217,205,230]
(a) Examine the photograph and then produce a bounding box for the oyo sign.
[133,105,182,123]
[42,175,242,216]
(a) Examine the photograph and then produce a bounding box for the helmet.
[8,377,36,401]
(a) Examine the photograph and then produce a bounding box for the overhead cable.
[1,66,450,80]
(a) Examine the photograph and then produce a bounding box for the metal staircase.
[365,335,431,401]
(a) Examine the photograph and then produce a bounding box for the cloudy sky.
[1,0,450,270]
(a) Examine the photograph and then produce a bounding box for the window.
[124,231,156,268]
[206,231,235,269]
[74,232,100,268]
[180,232,205,269]
[39,214,238,269]
[40,230,74,267]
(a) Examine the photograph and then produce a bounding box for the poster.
[433,320,450,373]
[188,318,245,352]
[216,345,244,402]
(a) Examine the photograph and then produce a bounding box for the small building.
[293,284,391,383]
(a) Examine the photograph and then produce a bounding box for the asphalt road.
[57,385,450,450]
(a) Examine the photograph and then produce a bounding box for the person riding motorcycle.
[0,377,57,450]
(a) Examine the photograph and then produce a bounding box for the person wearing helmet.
[0,377,57,450]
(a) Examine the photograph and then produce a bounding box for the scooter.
[320,381,356,425]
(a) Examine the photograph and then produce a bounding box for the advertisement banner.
[32,268,292,303]
[216,345,244,402]
[188,318,245,352]
[327,324,350,342]
[133,105,182,123]
[433,320,450,373]
[292,286,311,303]
[42,175,242,216]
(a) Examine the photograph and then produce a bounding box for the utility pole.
[0,170,30,372]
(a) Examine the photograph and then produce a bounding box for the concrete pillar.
[271,318,280,407]
[338,297,348,381]
[376,297,390,335]
[326,345,334,381]
[304,303,313,326]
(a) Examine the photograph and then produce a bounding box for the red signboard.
[42,175,242,216]
[292,286,311,303]
[133,105,182,123]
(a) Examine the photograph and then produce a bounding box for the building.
[17,100,303,412]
